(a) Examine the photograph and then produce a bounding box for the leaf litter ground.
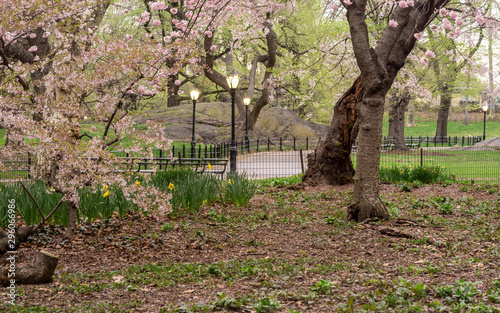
[1,183,500,312]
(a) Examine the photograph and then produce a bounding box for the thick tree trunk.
[387,92,408,150]
[0,250,58,285]
[303,76,361,185]
[406,102,415,127]
[65,201,78,238]
[435,91,451,140]
[347,94,390,222]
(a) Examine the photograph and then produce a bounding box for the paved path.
[236,150,314,179]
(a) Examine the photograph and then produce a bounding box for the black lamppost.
[244,97,250,152]
[190,88,200,158]
[226,70,239,175]
[482,103,488,141]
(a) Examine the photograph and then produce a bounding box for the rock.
[134,102,328,143]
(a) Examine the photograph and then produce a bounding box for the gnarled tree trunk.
[302,76,361,185]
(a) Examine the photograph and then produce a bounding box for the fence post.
[293,137,296,151]
[300,149,305,174]
[182,145,186,158]
[217,144,221,158]
[198,144,201,158]
[257,139,259,152]
[280,137,283,151]
[420,148,423,167]
[268,138,270,151]
[159,150,163,170]
[306,137,309,150]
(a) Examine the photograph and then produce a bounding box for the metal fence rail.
[2,136,499,183]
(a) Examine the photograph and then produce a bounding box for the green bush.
[380,165,453,185]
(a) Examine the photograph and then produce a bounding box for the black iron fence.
[0,153,31,182]
[2,136,499,183]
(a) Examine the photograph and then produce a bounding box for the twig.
[32,198,65,233]
[20,182,44,218]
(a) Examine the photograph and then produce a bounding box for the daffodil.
[49,188,55,192]
[203,200,208,205]
[103,191,110,198]
[168,183,174,190]
[228,179,232,185]
[135,181,141,187]
[103,184,108,191]
[207,164,212,170]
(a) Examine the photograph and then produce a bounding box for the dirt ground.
[1,182,500,312]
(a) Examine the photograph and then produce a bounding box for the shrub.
[380,165,453,185]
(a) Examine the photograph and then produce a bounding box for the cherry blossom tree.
[0,0,238,243]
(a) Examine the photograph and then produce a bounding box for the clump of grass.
[380,165,453,185]
[223,172,257,207]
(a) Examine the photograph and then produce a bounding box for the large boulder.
[134,102,328,143]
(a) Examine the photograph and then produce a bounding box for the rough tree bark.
[387,92,409,150]
[303,76,361,185]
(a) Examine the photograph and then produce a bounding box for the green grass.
[382,112,500,137]
[352,149,500,184]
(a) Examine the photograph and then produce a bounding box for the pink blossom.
[127,89,135,94]
[447,32,456,39]
[174,79,181,86]
[138,86,146,94]
[200,12,206,18]
[20,73,27,79]
[125,34,132,40]
[475,14,485,25]
[178,90,184,95]
[204,30,213,38]
[170,8,178,14]
[439,8,447,17]
[146,33,152,38]
[331,3,339,11]
[407,0,414,6]
[171,31,180,37]
[449,11,458,19]
[430,25,439,32]
[344,0,352,5]
[389,20,398,27]
[454,28,461,36]
[135,16,141,23]
[210,45,217,51]
[186,12,193,18]
[414,32,423,40]
[123,9,129,14]
[455,19,463,26]
[399,1,408,8]
[172,19,179,24]
[425,50,435,58]
[420,57,428,65]
[227,6,233,11]
[442,18,453,30]
[29,33,36,38]
[28,46,37,52]
[153,19,161,26]
[34,55,40,61]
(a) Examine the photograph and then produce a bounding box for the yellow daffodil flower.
[207,164,212,170]
[168,183,174,190]
[103,191,110,198]
[103,184,108,191]
[135,181,141,187]
[228,179,232,185]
